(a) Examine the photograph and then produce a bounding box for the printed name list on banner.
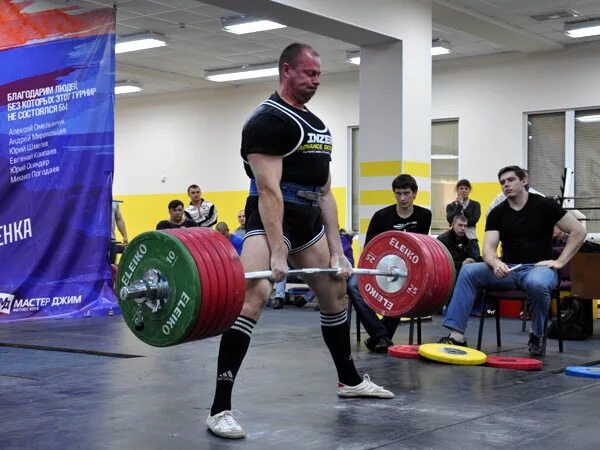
[0,2,117,321]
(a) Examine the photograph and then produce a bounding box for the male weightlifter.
[206,43,394,439]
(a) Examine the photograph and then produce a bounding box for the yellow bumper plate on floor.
[418,343,487,365]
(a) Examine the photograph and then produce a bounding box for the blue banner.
[0,4,116,321]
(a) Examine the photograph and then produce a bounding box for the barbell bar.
[120,267,407,303]
[115,228,455,347]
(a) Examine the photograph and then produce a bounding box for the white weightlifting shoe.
[206,410,246,439]
[337,374,395,399]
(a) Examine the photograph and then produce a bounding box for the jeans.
[442,262,558,337]
[274,279,287,299]
[347,274,389,340]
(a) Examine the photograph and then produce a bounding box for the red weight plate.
[405,233,439,317]
[358,231,434,317]
[408,234,441,316]
[162,229,212,342]
[182,231,228,339]
[172,230,221,341]
[485,356,542,371]
[195,229,236,337]
[432,237,455,293]
[422,236,453,315]
[184,230,230,340]
[425,235,454,315]
[388,344,421,360]
[167,230,214,341]
[209,230,246,329]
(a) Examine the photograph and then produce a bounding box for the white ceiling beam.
[197,0,397,46]
[116,63,216,89]
[432,0,563,53]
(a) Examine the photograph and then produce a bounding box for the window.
[575,109,600,232]
[431,120,459,234]
[527,113,565,198]
[527,109,600,233]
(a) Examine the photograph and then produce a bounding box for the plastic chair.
[476,251,570,354]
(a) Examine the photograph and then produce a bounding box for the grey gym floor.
[1,306,599,450]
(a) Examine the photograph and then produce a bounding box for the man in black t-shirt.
[206,43,393,440]
[349,174,432,352]
[439,166,586,356]
[156,200,196,230]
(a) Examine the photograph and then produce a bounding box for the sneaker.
[206,410,246,439]
[438,335,468,347]
[273,297,284,310]
[528,333,544,357]
[338,374,395,399]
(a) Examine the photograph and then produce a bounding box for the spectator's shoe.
[365,336,393,353]
[206,410,246,439]
[528,333,544,357]
[272,297,284,310]
[438,335,468,347]
[338,374,395,399]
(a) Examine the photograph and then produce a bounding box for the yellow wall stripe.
[360,160,402,177]
[402,161,431,178]
[360,190,393,205]
[360,190,430,206]
[116,187,348,242]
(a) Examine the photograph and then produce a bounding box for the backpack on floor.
[547,296,593,341]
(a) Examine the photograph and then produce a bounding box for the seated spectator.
[215,222,243,255]
[438,166,586,356]
[156,200,197,230]
[185,184,217,227]
[446,179,481,258]
[233,210,246,238]
[437,215,479,273]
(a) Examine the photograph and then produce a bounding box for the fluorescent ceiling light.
[432,39,451,56]
[345,40,451,65]
[576,114,600,123]
[431,154,458,160]
[346,51,360,65]
[116,32,168,54]
[222,16,286,34]
[565,19,600,38]
[205,64,279,82]
[115,81,143,95]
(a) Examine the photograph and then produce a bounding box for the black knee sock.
[320,310,363,386]
[210,315,255,416]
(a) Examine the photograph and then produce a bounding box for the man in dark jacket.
[437,214,479,273]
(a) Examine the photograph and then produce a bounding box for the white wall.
[114,45,600,194]
[114,71,358,194]
[433,45,600,181]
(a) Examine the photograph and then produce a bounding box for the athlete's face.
[285,50,321,104]
[170,205,184,222]
[394,188,416,209]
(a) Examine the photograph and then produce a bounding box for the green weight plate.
[116,231,201,347]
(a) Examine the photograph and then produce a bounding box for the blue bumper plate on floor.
[565,366,600,379]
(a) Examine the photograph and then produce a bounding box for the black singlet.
[241,92,332,187]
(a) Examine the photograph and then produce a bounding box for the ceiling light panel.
[205,64,279,82]
[222,16,286,34]
[116,32,168,54]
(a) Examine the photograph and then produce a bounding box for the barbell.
[115,228,455,347]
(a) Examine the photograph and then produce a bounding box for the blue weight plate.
[565,366,600,379]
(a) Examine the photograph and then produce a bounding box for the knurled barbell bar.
[115,228,455,347]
